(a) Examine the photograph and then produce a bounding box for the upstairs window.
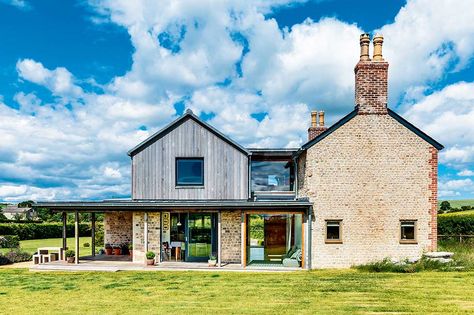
[400,220,417,243]
[251,160,294,192]
[325,220,342,243]
[176,158,204,186]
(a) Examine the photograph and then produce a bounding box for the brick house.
[36,34,443,269]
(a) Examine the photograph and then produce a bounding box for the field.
[439,199,474,209]
[0,237,92,255]
[439,210,474,217]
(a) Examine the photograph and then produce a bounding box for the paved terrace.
[29,255,302,272]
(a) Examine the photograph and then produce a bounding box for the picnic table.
[33,247,65,264]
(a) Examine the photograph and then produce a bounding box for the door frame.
[185,212,218,262]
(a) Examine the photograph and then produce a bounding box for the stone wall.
[104,212,132,245]
[132,212,161,263]
[221,210,241,264]
[299,114,437,268]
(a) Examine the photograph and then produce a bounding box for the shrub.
[438,212,474,235]
[83,242,90,247]
[0,222,102,240]
[0,249,32,265]
[0,235,20,248]
[146,251,155,259]
[355,257,461,273]
[65,250,75,258]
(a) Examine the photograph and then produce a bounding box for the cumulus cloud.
[2,0,474,201]
[458,169,474,177]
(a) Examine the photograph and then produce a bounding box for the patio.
[29,254,301,272]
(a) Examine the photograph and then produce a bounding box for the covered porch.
[34,199,312,269]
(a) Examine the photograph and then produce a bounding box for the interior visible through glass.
[401,221,415,240]
[326,221,340,240]
[247,214,302,267]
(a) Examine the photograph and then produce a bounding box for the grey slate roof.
[34,199,312,212]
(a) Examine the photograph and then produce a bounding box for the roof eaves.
[127,110,250,157]
[387,109,444,150]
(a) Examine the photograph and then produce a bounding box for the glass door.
[186,213,216,262]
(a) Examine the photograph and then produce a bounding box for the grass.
[439,210,474,217]
[0,269,472,314]
[439,199,474,209]
[0,237,92,255]
[439,239,474,269]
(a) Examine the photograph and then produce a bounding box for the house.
[35,34,443,269]
[2,204,35,221]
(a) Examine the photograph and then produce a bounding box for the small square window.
[400,220,417,243]
[176,158,204,186]
[325,220,342,244]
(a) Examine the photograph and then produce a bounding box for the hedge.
[438,212,474,235]
[0,223,102,240]
[0,249,32,265]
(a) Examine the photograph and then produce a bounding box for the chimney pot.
[359,33,371,61]
[318,111,325,127]
[373,34,384,61]
[311,111,318,127]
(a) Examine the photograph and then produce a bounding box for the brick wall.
[428,147,438,251]
[355,61,389,115]
[221,210,241,263]
[299,114,437,268]
[308,126,328,141]
[132,212,161,263]
[104,212,132,245]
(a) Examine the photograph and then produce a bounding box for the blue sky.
[0,0,473,201]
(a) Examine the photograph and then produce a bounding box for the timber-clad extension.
[35,34,443,269]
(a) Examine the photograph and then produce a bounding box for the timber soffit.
[127,109,250,157]
[293,108,444,158]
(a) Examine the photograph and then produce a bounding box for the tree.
[440,201,451,211]
[0,207,7,222]
[17,200,34,208]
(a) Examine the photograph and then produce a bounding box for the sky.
[0,0,473,202]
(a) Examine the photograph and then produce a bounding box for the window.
[251,160,294,192]
[176,158,204,186]
[400,220,417,243]
[325,220,342,243]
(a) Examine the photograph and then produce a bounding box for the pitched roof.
[295,108,444,156]
[127,109,250,156]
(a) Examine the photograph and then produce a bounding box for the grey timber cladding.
[132,118,249,199]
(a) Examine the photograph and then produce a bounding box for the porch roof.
[34,198,312,212]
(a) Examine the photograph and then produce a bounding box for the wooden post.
[218,211,222,267]
[62,212,67,252]
[91,212,96,257]
[75,211,79,264]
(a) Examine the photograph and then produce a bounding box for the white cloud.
[458,169,474,177]
[1,0,31,10]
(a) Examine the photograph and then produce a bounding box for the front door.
[186,213,217,262]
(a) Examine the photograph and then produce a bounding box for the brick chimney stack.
[354,33,388,115]
[308,110,327,141]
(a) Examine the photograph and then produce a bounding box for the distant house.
[2,205,35,220]
[36,34,443,268]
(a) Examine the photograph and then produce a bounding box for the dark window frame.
[325,219,343,244]
[250,158,295,192]
[175,157,204,187]
[400,220,417,244]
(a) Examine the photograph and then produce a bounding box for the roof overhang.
[34,199,312,212]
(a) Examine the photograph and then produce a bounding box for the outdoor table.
[37,247,65,261]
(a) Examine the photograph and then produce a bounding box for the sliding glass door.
[186,213,217,262]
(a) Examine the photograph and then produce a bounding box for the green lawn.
[0,237,92,255]
[0,269,472,314]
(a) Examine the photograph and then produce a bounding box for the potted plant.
[65,250,75,263]
[128,243,133,257]
[113,245,121,255]
[146,251,155,266]
[208,254,217,267]
[105,243,112,255]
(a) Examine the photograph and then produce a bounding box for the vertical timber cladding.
[132,118,249,200]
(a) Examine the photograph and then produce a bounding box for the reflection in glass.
[251,161,294,191]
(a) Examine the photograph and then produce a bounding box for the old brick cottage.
[37,34,443,269]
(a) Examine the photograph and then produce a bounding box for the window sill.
[175,186,205,189]
[399,240,418,244]
[325,240,343,244]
